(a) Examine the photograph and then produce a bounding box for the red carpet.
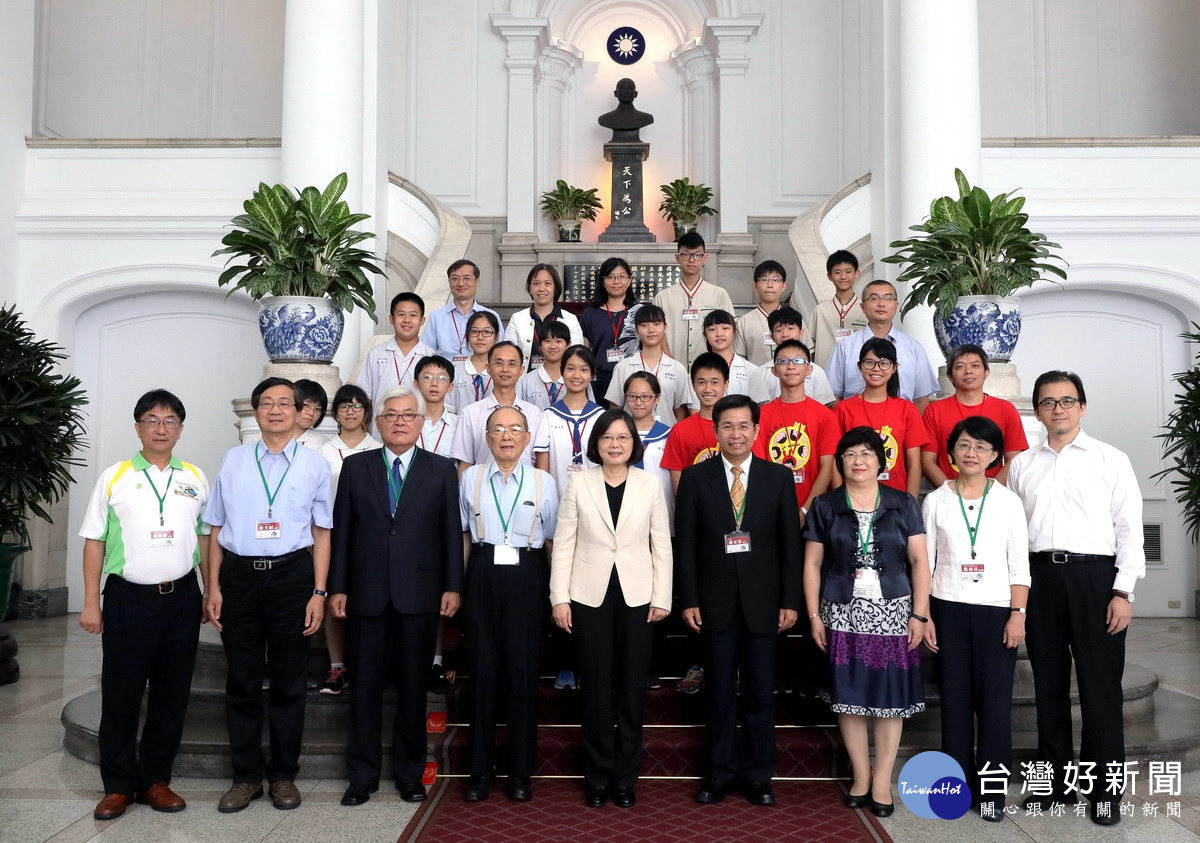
[401,779,893,843]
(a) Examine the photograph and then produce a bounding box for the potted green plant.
[882,168,1068,361]
[1155,325,1200,547]
[658,177,716,239]
[213,171,383,363]
[539,179,603,242]
[0,304,89,685]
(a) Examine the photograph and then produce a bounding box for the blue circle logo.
[607,28,645,65]
[898,751,972,819]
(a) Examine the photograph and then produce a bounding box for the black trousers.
[1026,557,1125,806]
[99,571,201,796]
[218,552,313,783]
[572,568,654,789]
[464,543,548,780]
[930,597,1017,806]
[703,613,777,786]
[347,609,438,787]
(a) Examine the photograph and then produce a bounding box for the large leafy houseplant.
[213,172,382,318]
[883,168,1068,320]
[1155,325,1200,543]
[539,180,603,242]
[658,177,716,236]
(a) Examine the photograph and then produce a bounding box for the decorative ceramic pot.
[672,221,697,240]
[556,220,582,242]
[257,296,345,363]
[934,295,1022,362]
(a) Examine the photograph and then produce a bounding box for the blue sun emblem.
[607,27,644,65]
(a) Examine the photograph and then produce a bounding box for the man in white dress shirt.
[1007,370,1144,827]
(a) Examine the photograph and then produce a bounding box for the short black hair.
[702,308,735,330]
[389,291,425,317]
[331,384,372,431]
[561,344,595,374]
[772,339,811,362]
[634,304,666,325]
[525,263,563,300]
[542,320,572,342]
[488,340,525,365]
[863,278,896,297]
[834,426,888,479]
[134,389,186,422]
[467,310,500,334]
[753,260,787,283]
[767,306,804,331]
[623,371,661,396]
[676,231,705,251]
[948,416,1005,471]
[826,249,859,273]
[251,377,298,409]
[585,409,644,465]
[294,378,328,426]
[1033,370,1087,406]
[447,259,479,279]
[690,351,729,382]
[946,343,989,372]
[712,393,759,426]
[415,354,454,379]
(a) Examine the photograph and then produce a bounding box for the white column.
[491,14,549,244]
[704,14,764,246]
[894,0,982,359]
[670,39,717,233]
[538,41,583,240]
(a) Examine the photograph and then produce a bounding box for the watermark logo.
[898,751,972,820]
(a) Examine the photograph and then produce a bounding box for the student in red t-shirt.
[662,352,728,493]
[833,337,929,498]
[921,343,1028,486]
[752,339,840,526]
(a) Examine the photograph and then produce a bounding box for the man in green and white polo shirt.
[79,389,209,821]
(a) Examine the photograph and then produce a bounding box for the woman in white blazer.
[551,409,672,810]
[505,264,583,371]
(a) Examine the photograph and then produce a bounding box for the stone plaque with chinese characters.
[563,263,681,302]
[598,142,655,242]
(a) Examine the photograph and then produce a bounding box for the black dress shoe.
[612,787,636,808]
[1090,802,1120,826]
[584,785,608,807]
[743,781,777,806]
[845,791,870,809]
[398,782,427,803]
[506,778,532,802]
[341,784,372,806]
[694,780,729,804]
[870,798,894,818]
[463,776,491,802]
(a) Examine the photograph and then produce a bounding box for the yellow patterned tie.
[730,465,745,523]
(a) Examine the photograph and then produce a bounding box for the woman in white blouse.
[505,264,583,370]
[921,416,1030,822]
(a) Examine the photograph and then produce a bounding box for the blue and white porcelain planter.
[934,295,1022,362]
[258,296,345,364]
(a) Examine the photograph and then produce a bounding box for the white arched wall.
[1011,264,1200,617]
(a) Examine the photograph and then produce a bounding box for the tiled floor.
[1,616,1198,842]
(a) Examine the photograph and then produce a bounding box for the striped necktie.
[730,465,745,518]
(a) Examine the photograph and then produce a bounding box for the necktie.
[472,374,485,401]
[391,457,403,515]
[730,465,745,525]
[548,382,561,405]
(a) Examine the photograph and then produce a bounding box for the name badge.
[681,308,700,321]
[763,331,775,347]
[148,530,176,548]
[834,328,852,341]
[724,531,751,554]
[493,544,520,566]
[531,356,545,368]
[961,563,985,583]
[567,463,585,472]
[256,521,282,540]
[877,471,890,481]
[792,468,805,485]
[453,355,468,363]
[607,348,625,363]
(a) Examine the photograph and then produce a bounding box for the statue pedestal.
[599,142,655,243]
[231,361,344,444]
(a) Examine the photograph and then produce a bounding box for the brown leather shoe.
[218,781,263,813]
[269,779,302,810]
[94,793,132,820]
[137,781,186,813]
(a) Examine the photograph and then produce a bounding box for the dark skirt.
[818,595,925,718]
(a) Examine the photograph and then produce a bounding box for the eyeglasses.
[605,274,631,282]
[490,359,522,369]
[301,401,323,412]
[863,294,898,303]
[841,450,878,462]
[953,441,995,454]
[380,411,421,424]
[757,276,785,286]
[717,422,755,434]
[488,425,527,436]
[625,393,657,403]
[774,357,810,367]
[449,274,477,284]
[1037,397,1080,410]
[257,400,295,411]
[677,251,705,262]
[860,359,895,371]
[469,329,496,337]
[138,417,180,429]
[337,403,365,412]
[418,374,451,384]
[600,434,634,444]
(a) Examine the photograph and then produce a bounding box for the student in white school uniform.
[517,320,571,411]
[534,345,606,493]
[505,263,584,371]
[652,231,735,371]
[448,311,499,413]
[687,310,758,410]
[733,260,789,367]
[354,292,434,416]
[293,379,331,450]
[414,355,458,459]
[604,304,690,429]
[750,307,836,405]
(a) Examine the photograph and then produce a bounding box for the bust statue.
[597,78,654,143]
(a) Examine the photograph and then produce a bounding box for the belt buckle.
[158,580,174,595]
[1051,551,1069,564]
[253,560,270,571]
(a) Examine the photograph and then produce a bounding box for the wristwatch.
[1112,589,1134,603]
[313,589,329,598]
[1010,607,1026,614]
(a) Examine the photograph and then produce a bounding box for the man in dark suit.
[676,394,803,806]
[329,385,463,806]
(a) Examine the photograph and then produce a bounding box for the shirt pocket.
[512,501,538,541]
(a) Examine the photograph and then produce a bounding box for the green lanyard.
[733,495,747,531]
[255,442,298,518]
[846,486,881,557]
[141,466,175,527]
[382,448,409,512]
[955,479,992,560]
[489,467,525,545]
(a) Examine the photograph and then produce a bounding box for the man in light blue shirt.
[422,259,502,360]
[826,279,939,410]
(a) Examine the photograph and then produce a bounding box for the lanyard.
[565,409,589,464]
[383,449,409,513]
[255,442,298,518]
[392,349,418,385]
[604,305,624,346]
[531,308,558,354]
[419,418,447,454]
[846,486,881,557]
[544,379,562,405]
[639,352,660,377]
[833,295,858,328]
[141,466,176,527]
[955,479,992,560]
[489,466,525,545]
[682,279,703,307]
[450,307,471,354]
